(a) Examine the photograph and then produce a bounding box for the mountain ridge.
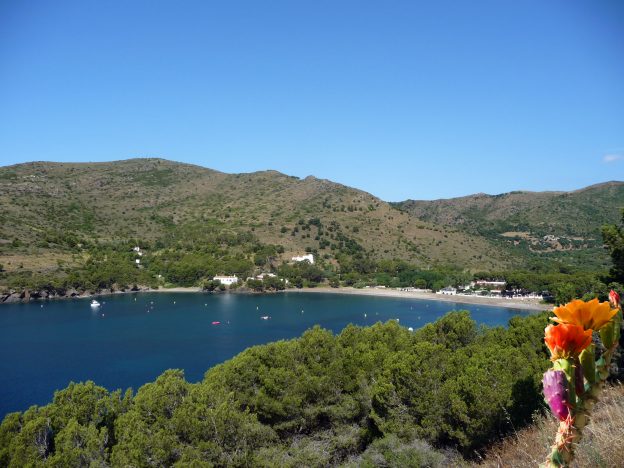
[1,158,622,274]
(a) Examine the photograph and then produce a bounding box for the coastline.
[1,285,548,311]
[283,286,547,311]
[145,287,203,293]
[0,286,204,305]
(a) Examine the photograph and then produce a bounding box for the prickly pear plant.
[541,293,621,467]
[542,369,569,421]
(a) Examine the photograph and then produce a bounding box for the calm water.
[0,292,531,417]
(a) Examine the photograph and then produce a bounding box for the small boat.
[212,321,220,325]
[90,300,101,308]
[260,316,270,320]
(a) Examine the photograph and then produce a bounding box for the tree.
[202,279,222,291]
[602,208,624,283]
[246,279,264,291]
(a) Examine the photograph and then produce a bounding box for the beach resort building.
[437,287,457,295]
[472,280,506,288]
[213,275,239,286]
[292,253,314,264]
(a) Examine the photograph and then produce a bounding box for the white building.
[436,287,457,295]
[291,253,314,264]
[472,280,506,288]
[256,273,277,280]
[213,275,239,286]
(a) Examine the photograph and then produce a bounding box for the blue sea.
[0,291,533,417]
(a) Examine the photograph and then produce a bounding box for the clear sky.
[0,1,622,201]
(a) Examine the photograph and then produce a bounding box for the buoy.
[101,313,105,317]
[173,301,176,305]
[364,313,367,318]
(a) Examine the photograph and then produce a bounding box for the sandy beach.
[116,286,548,311]
[284,286,548,311]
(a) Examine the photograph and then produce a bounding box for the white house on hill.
[256,273,277,280]
[291,254,314,264]
[213,275,239,286]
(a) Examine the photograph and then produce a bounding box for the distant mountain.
[393,181,624,270]
[0,158,621,273]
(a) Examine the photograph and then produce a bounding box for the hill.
[394,181,624,271]
[0,158,622,279]
[0,158,506,274]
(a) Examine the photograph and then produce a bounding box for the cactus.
[542,369,569,421]
[541,293,621,467]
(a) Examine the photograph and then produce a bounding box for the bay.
[0,291,531,417]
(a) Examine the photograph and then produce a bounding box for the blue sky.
[0,1,622,200]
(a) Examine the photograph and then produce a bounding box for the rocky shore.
[0,284,153,304]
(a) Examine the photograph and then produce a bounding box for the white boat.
[90,300,101,308]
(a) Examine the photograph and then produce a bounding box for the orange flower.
[544,323,593,360]
[610,290,620,309]
[551,298,617,331]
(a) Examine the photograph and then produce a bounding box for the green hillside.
[0,158,506,275]
[394,181,624,271]
[0,158,621,281]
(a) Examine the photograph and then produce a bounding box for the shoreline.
[283,287,547,311]
[1,285,548,311]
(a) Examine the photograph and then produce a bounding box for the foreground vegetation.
[0,311,552,466]
[477,383,624,468]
